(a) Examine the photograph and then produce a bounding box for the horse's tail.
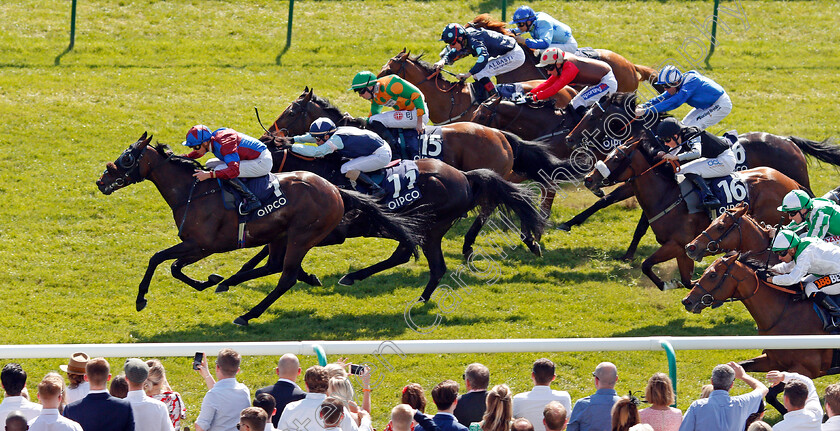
[468,13,514,36]
[338,189,423,257]
[634,64,666,93]
[465,169,547,242]
[502,130,580,185]
[788,136,840,166]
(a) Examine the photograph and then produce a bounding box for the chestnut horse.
[96,133,419,326]
[682,253,840,411]
[378,49,577,125]
[584,137,806,290]
[467,14,659,91]
[685,203,780,262]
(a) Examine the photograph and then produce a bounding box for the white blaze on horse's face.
[594,160,611,179]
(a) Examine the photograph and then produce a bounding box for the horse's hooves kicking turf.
[215,284,229,293]
[556,223,571,232]
[337,275,355,286]
[233,317,249,326]
[207,274,224,285]
[136,299,147,312]
[302,274,322,287]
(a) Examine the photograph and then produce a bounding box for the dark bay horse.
[221,148,546,302]
[563,92,840,259]
[468,14,659,92]
[96,133,420,325]
[685,203,780,262]
[378,49,577,125]
[682,253,840,411]
[584,137,806,290]
[265,87,565,218]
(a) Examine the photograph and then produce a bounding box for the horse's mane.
[309,94,345,121]
[405,54,462,86]
[152,143,204,170]
[468,14,514,36]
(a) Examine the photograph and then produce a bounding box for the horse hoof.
[338,275,354,286]
[136,299,147,312]
[556,223,571,232]
[215,284,229,293]
[208,274,224,285]
[233,316,249,326]
[528,242,542,257]
[462,247,474,262]
[618,254,634,262]
[303,274,322,287]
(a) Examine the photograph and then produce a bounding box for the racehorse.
[562,91,840,260]
[682,253,840,410]
[96,133,420,326]
[264,87,564,218]
[378,49,577,125]
[467,14,660,92]
[221,149,546,302]
[685,203,778,262]
[584,137,806,290]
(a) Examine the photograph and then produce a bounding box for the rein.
[276,148,315,172]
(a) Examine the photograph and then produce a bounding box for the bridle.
[697,210,745,254]
[691,257,754,309]
[271,99,310,138]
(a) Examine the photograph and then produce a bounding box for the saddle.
[678,172,750,218]
[219,175,288,222]
[575,47,600,60]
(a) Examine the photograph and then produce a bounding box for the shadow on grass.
[612,316,757,338]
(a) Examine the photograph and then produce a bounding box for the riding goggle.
[773,249,789,256]
[355,87,371,96]
[516,22,529,28]
[545,63,559,72]
[786,210,800,217]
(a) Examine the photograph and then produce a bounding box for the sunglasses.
[774,249,789,257]
[517,22,529,28]
[787,210,800,217]
[236,424,244,430]
[545,64,558,72]
[355,87,370,96]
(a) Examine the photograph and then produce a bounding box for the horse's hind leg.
[171,254,222,292]
[421,228,448,302]
[621,214,649,261]
[463,209,492,261]
[234,241,305,326]
[338,242,415,286]
[137,241,202,311]
[216,245,323,293]
[557,182,635,231]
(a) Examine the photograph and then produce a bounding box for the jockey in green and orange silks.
[350,71,429,135]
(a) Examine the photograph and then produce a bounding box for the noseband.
[692,258,754,309]
[698,211,743,254]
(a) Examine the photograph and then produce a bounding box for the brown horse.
[685,203,781,262]
[265,87,565,219]
[682,253,839,379]
[96,133,420,326]
[584,137,806,290]
[467,14,659,91]
[378,49,576,125]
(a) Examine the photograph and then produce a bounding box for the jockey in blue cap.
[509,5,577,54]
[636,66,732,130]
[434,22,525,100]
[289,118,391,199]
[182,125,272,215]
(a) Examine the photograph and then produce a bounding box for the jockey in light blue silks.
[509,5,577,54]
[636,66,733,130]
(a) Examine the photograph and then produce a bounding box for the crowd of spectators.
[1,351,839,431]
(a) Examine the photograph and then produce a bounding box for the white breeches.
[683,92,733,130]
[472,44,526,81]
[804,274,840,297]
[679,148,737,178]
[340,146,393,174]
[369,110,430,129]
[207,149,273,178]
[549,38,578,54]
[570,70,619,109]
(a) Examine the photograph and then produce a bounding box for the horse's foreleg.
[557,183,634,231]
[621,214,649,261]
[137,242,202,311]
[338,242,415,286]
[235,241,306,326]
[216,245,282,293]
[463,209,492,261]
[675,252,696,290]
[420,230,448,302]
[641,241,684,291]
[171,255,222,292]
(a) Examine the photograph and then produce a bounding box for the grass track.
[1,0,839,425]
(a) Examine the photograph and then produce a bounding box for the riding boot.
[355,172,387,200]
[812,291,840,332]
[477,77,497,100]
[686,173,721,208]
[226,178,262,215]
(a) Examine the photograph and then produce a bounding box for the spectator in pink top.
[638,374,681,431]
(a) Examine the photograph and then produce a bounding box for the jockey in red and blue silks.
[509,6,577,54]
[182,125,272,215]
[636,66,732,130]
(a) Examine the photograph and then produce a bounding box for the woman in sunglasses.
[508,5,577,54]
[434,22,525,101]
[526,47,616,119]
[764,229,840,332]
[777,190,840,240]
[635,66,732,131]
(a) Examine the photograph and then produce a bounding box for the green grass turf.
[0,0,839,425]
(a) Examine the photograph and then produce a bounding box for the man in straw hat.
[60,352,90,405]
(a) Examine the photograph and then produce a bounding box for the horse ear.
[304,86,309,93]
[303,89,313,102]
[401,47,407,54]
[139,131,148,141]
[144,134,153,145]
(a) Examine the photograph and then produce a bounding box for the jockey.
[526,47,616,118]
[636,66,732,130]
[182,125,272,215]
[655,118,736,208]
[434,23,526,100]
[349,70,429,142]
[765,230,840,331]
[778,190,840,238]
[290,118,391,199]
[509,5,577,54]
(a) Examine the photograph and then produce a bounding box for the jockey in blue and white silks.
[509,6,577,53]
[636,66,733,130]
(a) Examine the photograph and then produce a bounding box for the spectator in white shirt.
[767,371,822,431]
[28,373,83,431]
[60,353,90,405]
[0,363,42,422]
[123,358,174,431]
[194,349,252,431]
[513,359,572,431]
[823,384,840,431]
[277,366,359,431]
